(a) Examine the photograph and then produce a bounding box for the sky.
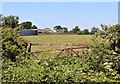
[2,2,118,30]
[1,0,120,2]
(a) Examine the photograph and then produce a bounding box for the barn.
[19,29,38,36]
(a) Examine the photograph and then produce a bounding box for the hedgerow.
[1,24,120,83]
[2,56,120,83]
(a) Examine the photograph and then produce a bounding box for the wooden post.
[27,43,32,57]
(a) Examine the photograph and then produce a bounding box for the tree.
[63,27,68,33]
[1,15,19,28]
[53,25,62,30]
[82,29,89,35]
[32,25,37,29]
[53,25,64,33]
[72,26,81,34]
[91,27,99,34]
[20,21,32,29]
[20,21,38,30]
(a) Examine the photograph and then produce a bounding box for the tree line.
[1,15,100,35]
[53,25,98,35]
[1,15,37,30]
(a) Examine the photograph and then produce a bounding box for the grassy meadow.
[23,35,93,58]
[24,35,93,44]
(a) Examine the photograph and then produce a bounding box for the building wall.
[19,29,38,36]
[56,29,64,33]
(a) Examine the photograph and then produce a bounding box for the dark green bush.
[1,28,28,62]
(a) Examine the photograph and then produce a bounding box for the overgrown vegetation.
[83,24,120,80]
[2,56,120,83]
[1,28,28,62]
[2,24,120,83]
[1,15,29,62]
[1,15,120,83]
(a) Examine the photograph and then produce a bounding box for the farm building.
[37,29,45,33]
[19,29,38,36]
[55,29,65,33]
[38,28,53,34]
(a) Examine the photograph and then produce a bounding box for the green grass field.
[23,35,93,58]
[24,35,93,44]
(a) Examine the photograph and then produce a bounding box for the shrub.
[1,28,28,62]
[83,24,120,74]
[2,56,120,83]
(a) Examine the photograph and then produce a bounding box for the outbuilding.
[19,29,38,36]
